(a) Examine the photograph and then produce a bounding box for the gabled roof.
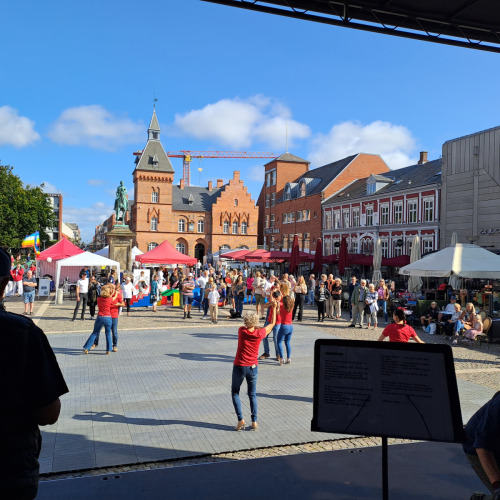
[277,154,358,202]
[172,185,223,212]
[265,152,309,166]
[323,159,442,205]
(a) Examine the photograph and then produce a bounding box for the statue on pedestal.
[114,181,129,225]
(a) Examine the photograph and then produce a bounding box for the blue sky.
[1,0,500,242]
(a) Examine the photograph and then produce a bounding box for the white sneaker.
[452,339,458,345]
[202,316,208,319]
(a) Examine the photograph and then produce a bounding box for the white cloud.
[48,105,143,151]
[0,106,40,147]
[309,120,418,169]
[64,202,113,242]
[87,179,105,186]
[41,181,64,194]
[173,96,310,149]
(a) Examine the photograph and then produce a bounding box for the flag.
[22,231,41,256]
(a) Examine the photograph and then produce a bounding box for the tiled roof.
[265,152,309,166]
[135,138,174,173]
[277,154,358,202]
[172,185,223,212]
[323,159,442,204]
[149,109,160,131]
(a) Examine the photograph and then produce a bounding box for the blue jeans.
[235,295,244,315]
[277,324,293,360]
[111,317,118,347]
[83,316,112,352]
[378,299,388,323]
[231,364,258,422]
[262,323,280,356]
[455,320,465,333]
[308,289,315,306]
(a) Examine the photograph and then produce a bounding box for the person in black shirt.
[0,248,69,500]
[420,301,440,330]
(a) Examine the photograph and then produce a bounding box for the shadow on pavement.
[165,352,234,363]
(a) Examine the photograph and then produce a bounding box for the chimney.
[233,171,240,181]
[216,179,224,188]
[418,151,428,164]
[180,179,185,190]
[208,181,212,191]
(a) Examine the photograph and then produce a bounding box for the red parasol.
[289,235,300,274]
[313,238,323,275]
[338,237,348,276]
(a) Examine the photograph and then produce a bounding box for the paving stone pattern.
[3,295,499,479]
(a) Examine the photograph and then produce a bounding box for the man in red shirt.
[11,263,24,296]
[232,303,277,431]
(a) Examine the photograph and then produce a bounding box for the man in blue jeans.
[308,274,316,306]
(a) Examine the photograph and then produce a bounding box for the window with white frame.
[306,209,311,220]
[270,235,275,248]
[393,203,403,224]
[352,208,360,227]
[380,204,389,225]
[291,212,295,222]
[408,200,418,223]
[424,199,434,222]
[351,239,358,253]
[151,191,159,203]
[343,210,350,228]
[334,211,341,229]
[270,214,275,227]
[272,170,276,185]
[325,212,332,230]
[367,183,376,195]
[381,239,388,257]
[303,233,310,251]
[178,219,185,232]
[223,220,229,234]
[265,194,269,208]
[407,239,413,256]
[148,242,158,251]
[296,211,302,221]
[324,238,331,255]
[423,238,434,254]
[197,219,204,233]
[241,221,247,234]
[300,182,306,197]
[393,240,403,256]
[366,207,373,226]
[150,217,158,231]
[176,242,186,254]
[271,193,275,206]
[234,199,238,207]
[266,173,271,187]
[232,221,238,234]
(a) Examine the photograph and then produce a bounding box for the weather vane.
[153,92,158,108]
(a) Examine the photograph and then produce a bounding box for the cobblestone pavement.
[4,294,499,481]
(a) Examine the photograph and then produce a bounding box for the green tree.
[0,164,56,249]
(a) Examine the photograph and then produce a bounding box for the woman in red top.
[378,309,425,343]
[232,303,277,431]
[259,286,282,360]
[276,294,295,365]
[83,285,113,354]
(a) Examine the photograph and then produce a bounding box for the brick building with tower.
[128,110,258,260]
[257,152,390,252]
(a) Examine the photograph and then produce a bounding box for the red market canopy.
[135,240,197,266]
[382,255,411,267]
[37,238,84,261]
[221,249,252,260]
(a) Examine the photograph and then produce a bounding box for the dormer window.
[284,184,291,201]
[188,193,194,205]
[366,182,376,195]
[300,181,306,197]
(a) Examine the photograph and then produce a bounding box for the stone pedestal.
[106,225,136,273]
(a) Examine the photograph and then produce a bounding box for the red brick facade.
[257,153,389,252]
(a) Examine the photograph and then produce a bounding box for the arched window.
[232,221,238,234]
[150,217,158,231]
[148,242,158,251]
[284,184,291,200]
[151,191,159,203]
[178,219,185,232]
[176,242,186,254]
[300,181,306,197]
[234,199,238,207]
[241,221,248,235]
[223,220,229,234]
[197,219,204,233]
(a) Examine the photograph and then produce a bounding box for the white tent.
[95,245,143,262]
[55,252,121,296]
[399,243,500,279]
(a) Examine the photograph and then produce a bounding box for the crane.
[166,151,277,186]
